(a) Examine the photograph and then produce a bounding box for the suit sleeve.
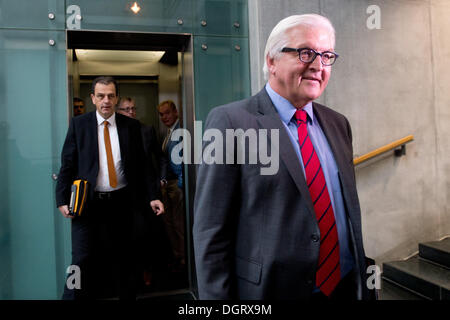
[159,142,169,181]
[148,125,162,179]
[142,126,161,200]
[192,106,240,299]
[145,152,160,200]
[55,117,78,207]
[131,121,154,204]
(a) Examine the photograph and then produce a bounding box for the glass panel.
[67,0,193,33]
[0,0,65,30]
[194,0,248,36]
[193,36,250,122]
[0,29,69,299]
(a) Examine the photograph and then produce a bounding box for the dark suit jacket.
[141,124,161,199]
[193,88,370,300]
[55,111,153,209]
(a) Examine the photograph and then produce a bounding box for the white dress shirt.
[95,111,127,192]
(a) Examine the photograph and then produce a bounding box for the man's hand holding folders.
[59,179,88,219]
[58,204,74,219]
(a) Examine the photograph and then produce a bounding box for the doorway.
[66,30,195,300]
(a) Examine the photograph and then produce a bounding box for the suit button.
[311,234,319,242]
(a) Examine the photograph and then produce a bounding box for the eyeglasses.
[118,107,137,112]
[281,47,339,66]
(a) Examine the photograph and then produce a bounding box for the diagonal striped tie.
[295,109,340,296]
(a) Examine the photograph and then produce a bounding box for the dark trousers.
[134,206,171,273]
[62,187,137,300]
[161,180,185,264]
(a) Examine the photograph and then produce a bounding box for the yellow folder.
[69,179,88,216]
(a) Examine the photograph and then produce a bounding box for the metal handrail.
[353,135,414,166]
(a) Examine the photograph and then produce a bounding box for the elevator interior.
[66,30,195,299]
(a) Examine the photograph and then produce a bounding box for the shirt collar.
[265,83,314,124]
[169,119,179,131]
[96,111,116,127]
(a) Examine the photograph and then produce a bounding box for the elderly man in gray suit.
[193,14,373,300]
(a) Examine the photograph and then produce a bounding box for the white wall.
[249,0,450,265]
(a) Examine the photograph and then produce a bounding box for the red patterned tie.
[295,109,340,296]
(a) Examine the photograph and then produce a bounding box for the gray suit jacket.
[193,88,370,300]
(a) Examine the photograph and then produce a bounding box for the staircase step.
[382,255,450,300]
[379,278,426,300]
[419,237,450,268]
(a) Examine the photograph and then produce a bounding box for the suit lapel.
[116,113,129,168]
[255,89,316,215]
[313,103,350,180]
[90,111,99,168]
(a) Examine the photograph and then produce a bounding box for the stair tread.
[384,255,450,290]
[380,279,426,300]
[421,237,450,253]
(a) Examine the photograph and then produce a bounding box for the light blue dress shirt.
[265,83,355,283]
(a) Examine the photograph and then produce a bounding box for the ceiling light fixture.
[131,2,141,14]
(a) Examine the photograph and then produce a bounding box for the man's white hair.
[262,14,336,80]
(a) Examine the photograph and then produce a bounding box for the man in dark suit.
[158,100,185,273]
[56,76,164,300]
[117,97,161,189]
[193,14,372,300]
[117,96,170,289]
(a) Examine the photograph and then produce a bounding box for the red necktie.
[295,109,340,296]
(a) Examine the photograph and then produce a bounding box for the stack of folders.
[69,179,88,217]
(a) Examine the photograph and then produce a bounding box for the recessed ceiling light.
[131,2,141,14]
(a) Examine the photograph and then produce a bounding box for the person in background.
[73,97,85,117]
[158,100,185,274]
[117,97,160,172]
[117,96,170,290]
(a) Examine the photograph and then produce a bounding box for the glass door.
[0,29,70,299]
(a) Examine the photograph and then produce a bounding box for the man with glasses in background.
[118,97,160,167]
[193,14,373,300]
[117,97,137,118]
[117,97,169,290]
[117,97,161,204]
